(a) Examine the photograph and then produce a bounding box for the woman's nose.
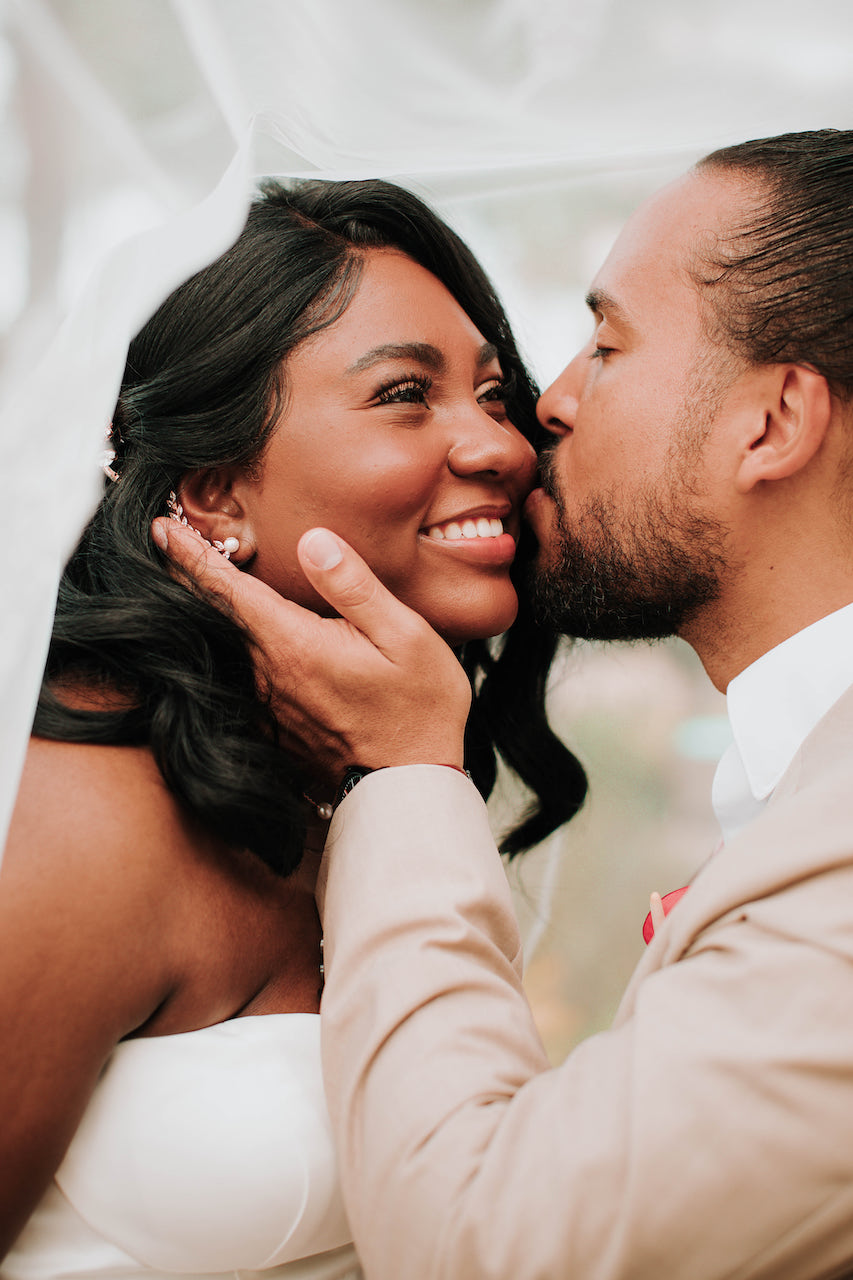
[536,351,586,437]
[447,413,537,485]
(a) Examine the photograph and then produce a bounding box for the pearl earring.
[166,492,241,560]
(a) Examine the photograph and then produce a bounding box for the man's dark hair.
[694,129,853,399]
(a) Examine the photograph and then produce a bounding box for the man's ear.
[175,467,255,563]
[735,366,832,493]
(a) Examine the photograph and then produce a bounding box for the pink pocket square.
[642,887,689,944]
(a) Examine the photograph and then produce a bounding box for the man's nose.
[536,350,586,437]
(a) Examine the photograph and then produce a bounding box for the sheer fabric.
[2,0,852,857]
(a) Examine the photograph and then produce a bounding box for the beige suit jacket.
[318,685,853,1280]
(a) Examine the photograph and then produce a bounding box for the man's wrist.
[333,763,472,811]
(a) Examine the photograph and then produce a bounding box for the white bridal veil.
[2,0,852,864]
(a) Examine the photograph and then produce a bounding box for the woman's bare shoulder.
[0,738,200,1256]
[9,736,200,883]
[1,737,203,1012]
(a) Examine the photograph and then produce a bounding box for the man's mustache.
[537,444,562,505]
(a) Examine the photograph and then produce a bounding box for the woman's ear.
[735,365,832,494]
[172,467,256,564]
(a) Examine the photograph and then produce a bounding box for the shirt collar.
[712,601,853,841]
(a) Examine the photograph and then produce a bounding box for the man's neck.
[684,590,853,692]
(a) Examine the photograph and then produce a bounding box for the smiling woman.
[1,179,587,1279]
[231,250,535,641]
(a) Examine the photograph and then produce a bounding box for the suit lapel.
[613,682,853,1024]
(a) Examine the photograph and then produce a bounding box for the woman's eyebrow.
[345,340,499,377]
[346,342,444,375]
[477,341,499,367]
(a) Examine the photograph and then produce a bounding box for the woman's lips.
[419,513,517,567]
[425,516,505,542]
[419,500,519,566]
[419,528,518,566]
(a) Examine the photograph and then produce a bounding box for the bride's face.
[241,249,537,644]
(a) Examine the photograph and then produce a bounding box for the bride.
[0,177,586,1278]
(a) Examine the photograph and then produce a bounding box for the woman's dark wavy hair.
[35,178,587,874]
[694,129,853,399]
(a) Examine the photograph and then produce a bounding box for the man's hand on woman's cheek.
[151,519,471,785]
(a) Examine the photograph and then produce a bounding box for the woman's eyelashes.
[372,369,514,412]
[477,370,515,413]
[375,373,433,406]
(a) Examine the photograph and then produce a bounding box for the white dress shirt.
[712,601,853,843]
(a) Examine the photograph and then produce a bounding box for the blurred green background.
[501,637,727,1062]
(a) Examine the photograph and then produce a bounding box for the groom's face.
[526,170,747,641]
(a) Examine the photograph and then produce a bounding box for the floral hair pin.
[101,422,120,482]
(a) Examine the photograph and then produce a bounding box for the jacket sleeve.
[318,765,853,1280]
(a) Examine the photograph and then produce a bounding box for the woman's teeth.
[427,517,504,541]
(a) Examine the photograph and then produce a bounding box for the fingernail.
[301,528,343,570]
[151,520,168,552]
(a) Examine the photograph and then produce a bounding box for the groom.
[162,129,853,1278]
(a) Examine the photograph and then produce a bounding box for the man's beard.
[530,451,730,642]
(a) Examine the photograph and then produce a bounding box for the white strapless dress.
[3,1014,361,1279]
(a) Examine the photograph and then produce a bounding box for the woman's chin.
[430,594,520,646]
